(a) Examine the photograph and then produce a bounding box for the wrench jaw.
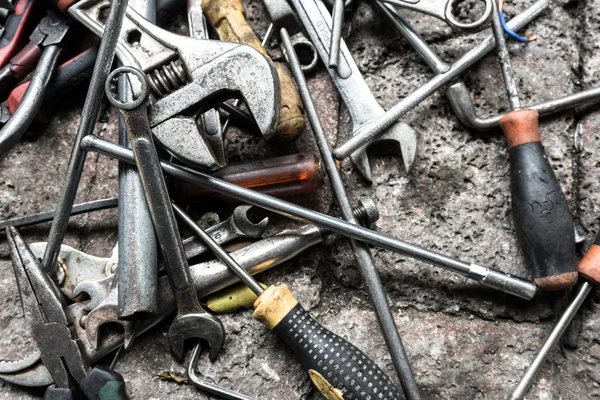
[233,205,269,238]
[168,313,225,362]
[84,302,137,351]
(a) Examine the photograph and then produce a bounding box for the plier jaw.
[6,227,88,391]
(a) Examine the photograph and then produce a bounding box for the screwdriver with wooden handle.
[490,0,577,291]
[202,0,306,143]
[511,229,600,399]
[172,203,403,400]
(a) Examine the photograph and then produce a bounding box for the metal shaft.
[510,281,592,400]
[40,0,130,275]
[329,0,344,68]
[332,0,548,160]
[81,137,537,300]
[172,202,265,296]
[117,0,158,319]
[281,28,420,399]
[490,0,520,110]
[0,197,118,229]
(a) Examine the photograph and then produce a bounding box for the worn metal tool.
[376,3,600,131]
[291,0,418,183]
[282,28,419,399]
[68,0,280,166]
[116,0,158,321]
[173,203,403,400]
[260,0,318,72]
[329,0,343,68]
[511,229,600,399]
[489,0,576,291]
[375,0,492,31]
[202,0,306,143]
[187,0,226,166]
[5,227,129,399]
[82,135,538,299]
[105,66,225,361]
[0,10,69,161]
[332,0,549,162]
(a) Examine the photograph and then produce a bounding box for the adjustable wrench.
[68,0,280,168]
[291,0,418,183]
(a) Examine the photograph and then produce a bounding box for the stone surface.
[1,0,600,399]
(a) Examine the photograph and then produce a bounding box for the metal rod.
[329,0,344,68]
[510,281,592,400]
[490,0,520,110]
[281,28,420,399]
[332,0,549,160]
[172,202,265,296]
[0,197,118,229]
[81,135,538,300]
[40,0,130,276]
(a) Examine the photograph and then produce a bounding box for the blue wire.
[499,11,529,43]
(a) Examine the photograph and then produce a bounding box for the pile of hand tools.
[0,0,598,398]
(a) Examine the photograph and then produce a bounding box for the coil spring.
[147,60,188,98]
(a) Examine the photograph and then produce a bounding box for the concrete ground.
[1,0,600,398]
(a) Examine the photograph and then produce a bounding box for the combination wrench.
[291,0,418,183]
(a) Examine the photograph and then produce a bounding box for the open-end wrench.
[291,0,418,183]
[68,0,280,168]
[105,66,225,361]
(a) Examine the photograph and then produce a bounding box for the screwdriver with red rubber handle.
[511,229,600,399]
[491,0,577,291]
[172,203,403,400]
[5,46,98,124]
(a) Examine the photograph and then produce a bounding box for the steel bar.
[40,0,130,275]
[329,0,344,68]
[332,0,549,160]
[490,0,520,110]
[116,0,158,320]
[0,197,118,229]
[81,135,538,300]
[281,28,420,399]
[510,282,592,400]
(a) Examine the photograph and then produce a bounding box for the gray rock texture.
[1,0,600,398]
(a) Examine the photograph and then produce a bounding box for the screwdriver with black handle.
[510,228,600,399]
[490,0,577,291]
[172,203,402,400]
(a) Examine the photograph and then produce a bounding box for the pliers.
[6,226,129,400]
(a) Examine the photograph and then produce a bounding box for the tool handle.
[0,0,41,68]
[201,0,306,142]
[500,109,577,291]
[254,285,402,400]
[578,230,600,286]
[7,46,98,123]
[78,366,129,400]
[43,387,80,400]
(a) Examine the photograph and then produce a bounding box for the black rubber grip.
[273,304,402,400]
[79,366,128,400]
[508,142,576,280]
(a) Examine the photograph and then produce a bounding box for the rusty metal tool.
[281,28,419,399]
[291,0,418,183]
[202,0,306,143]
[82,134,539,299]
[173,202,404,400]
[116,0,158,322]
[105,65,225,361]
[332,0,549,162]
[489,0,576,291]
[511,229,600,399]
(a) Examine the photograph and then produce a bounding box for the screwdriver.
[172,203,403,400]
[78,347,128,400]
[490,0,577,291]
[510,229,600,399]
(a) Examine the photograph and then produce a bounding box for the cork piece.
[308,370,345,400]
[202,0,306,142]
[534,271,578,291]
[253,284,298,329]
[499,109,541,148]
[579,244,600,285]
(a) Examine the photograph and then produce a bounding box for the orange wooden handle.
[499,109,541,148]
